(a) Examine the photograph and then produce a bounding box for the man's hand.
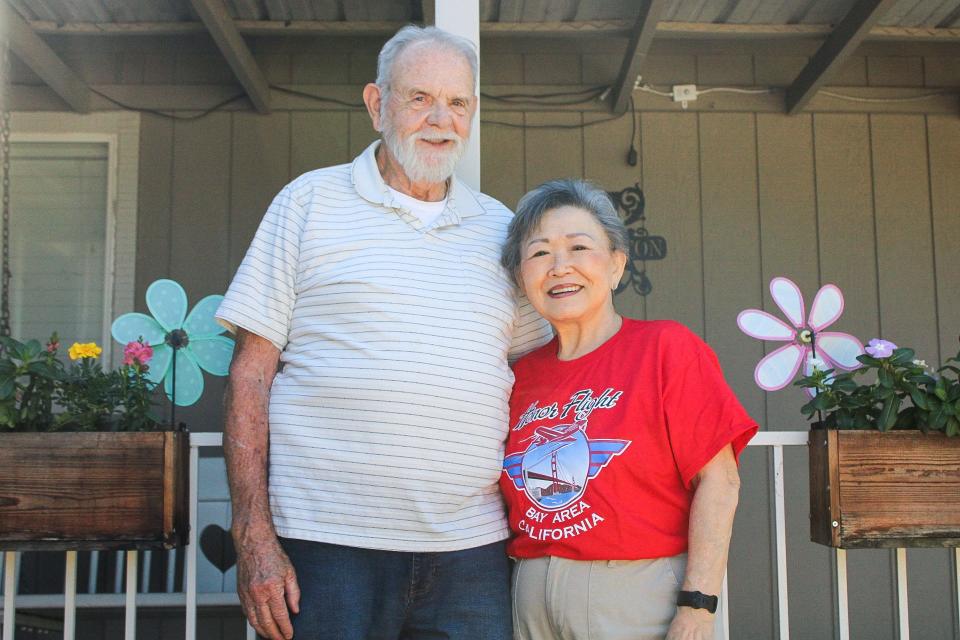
[666,606,715,640]
[236,533,300,640]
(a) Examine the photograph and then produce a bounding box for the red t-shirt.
[500,319,758,560]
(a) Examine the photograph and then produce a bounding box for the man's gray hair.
[376,25,478,106]
[501,179,629,287]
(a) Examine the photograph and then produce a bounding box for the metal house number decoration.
[607,183,667,296]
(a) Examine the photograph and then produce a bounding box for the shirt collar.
[351,141,485,220]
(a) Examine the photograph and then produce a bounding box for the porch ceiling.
[2,0,959,115]
[6,0,960,26]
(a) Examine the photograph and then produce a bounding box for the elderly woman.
[499,179,757,640]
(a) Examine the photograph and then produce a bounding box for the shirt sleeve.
[215,184,306,352]
[508,294,553,364]
[661,332,759,489]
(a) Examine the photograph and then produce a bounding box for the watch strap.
[676,590,719,614]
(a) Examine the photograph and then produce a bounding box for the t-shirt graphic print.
[500,319,758,561]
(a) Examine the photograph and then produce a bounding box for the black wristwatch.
[677,590,719,614]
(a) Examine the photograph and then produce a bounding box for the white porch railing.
[2,431,959,640]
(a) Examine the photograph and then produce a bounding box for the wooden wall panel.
[169,112,231,430]
[696,54,754,85]
[756,113,836,640]
[812,113,893,639]
[927,116,960,367]
[639,112,704,334]
[871,115,938,367]
[867,56,924,86]
[228,113,291,275]
[291,111,351,178]
[756,113,818,432]
[699,113,771,639]
[698,113,763,416]
[523,53,581,84]
[135,114,173,307]
[523,112,583,188]
[348,110,378,159]
[481,113,526,208]
[870,113,952,640]
[480,53,525,85]
[584,112,645,320]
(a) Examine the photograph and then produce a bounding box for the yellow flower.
[68,342,102,360]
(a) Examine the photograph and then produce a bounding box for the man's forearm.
[224,331,281,545]
[682,449,741,595]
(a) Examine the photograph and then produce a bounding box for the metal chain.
[1,38,12,338]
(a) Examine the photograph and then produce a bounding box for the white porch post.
[434,0,480,191]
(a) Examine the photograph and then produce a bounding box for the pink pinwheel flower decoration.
[737,277,864,394]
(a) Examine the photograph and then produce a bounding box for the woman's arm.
[666,444,741,640]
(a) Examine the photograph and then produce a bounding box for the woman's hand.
[666,606,715,639]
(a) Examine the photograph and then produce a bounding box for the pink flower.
[865,338,897,359]
[123,341,154,367]
[737,277,864,394]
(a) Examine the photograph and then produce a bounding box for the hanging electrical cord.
[269,85,364,108]
[627,95,638,167]
[818,89,950,103]
[89,87,249,120]
[480,112,629,129]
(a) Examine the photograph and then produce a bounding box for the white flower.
[807,356,828,372]
[912,359,928,369]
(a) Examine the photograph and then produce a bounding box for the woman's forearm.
[682,445,741,595]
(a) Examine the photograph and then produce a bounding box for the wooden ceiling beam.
[20,17,960,42]
[187,0,271,113]
[610,0,671,114]
[0,2,91,112]
[786,0,901,114]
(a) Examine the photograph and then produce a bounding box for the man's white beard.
[382,120,465,185]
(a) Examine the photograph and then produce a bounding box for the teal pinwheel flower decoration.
[111,279,234,406]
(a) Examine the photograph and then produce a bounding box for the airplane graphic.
[503,417,630,493]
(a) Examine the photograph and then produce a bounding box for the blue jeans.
[278,537,513,640]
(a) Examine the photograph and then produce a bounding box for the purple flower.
[865,338,897,358]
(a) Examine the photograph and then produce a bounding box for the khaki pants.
[512,554,724,640]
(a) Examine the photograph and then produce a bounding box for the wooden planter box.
[809,429,960,548]
[0,431,189,551]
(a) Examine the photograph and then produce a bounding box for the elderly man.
[216,26,549,640]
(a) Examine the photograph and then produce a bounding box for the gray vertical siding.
[116,43,960,639]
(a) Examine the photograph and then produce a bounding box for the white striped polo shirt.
[217,141,551,552]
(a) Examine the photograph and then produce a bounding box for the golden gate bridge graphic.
[503,417,631,510]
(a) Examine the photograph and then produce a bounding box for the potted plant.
[0,335,189,550]
[737,276,959,549]
[0,279,234,551]
[798,339,960,549]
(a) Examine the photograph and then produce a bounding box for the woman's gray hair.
[376,26,478,108]
[501,179,629,287]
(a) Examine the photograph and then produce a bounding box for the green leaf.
[834,377,859,393]
[930,402,949,430]
[947,416,960,437]
[935,377,948,401]
[878,396,900,431]
[0,378,14,400]
[857,354,881,367]
[20,340,42,361]
[910,388,929,410]
[889,348,915,365]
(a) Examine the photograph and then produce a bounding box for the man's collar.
[351,141,485,219]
